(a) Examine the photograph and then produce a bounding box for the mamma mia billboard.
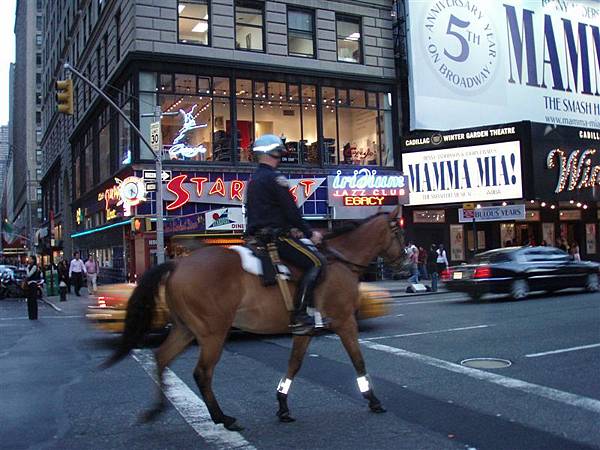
[406,0,600,130]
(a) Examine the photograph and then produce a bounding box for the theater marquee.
[402,141,523,206]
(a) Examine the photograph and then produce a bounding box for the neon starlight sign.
[547,148,600,193]
[168,105,208,160]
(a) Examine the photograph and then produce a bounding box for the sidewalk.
[368,279,447,297]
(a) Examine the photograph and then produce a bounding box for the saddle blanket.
[229,246,291,278]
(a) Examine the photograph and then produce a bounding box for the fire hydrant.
[59,281,67,302]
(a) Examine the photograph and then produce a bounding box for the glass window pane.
[337,88,348,106]
[301,84,315,104]
[379,92,392,110]
[367,92,377,108]
[289,33,314,57]
[236,4,263,26]
[99,123,110,181]
[302,102,318,165]
[175,73,196,93]
[85,142,94,190]
[236,98,254,162]
[139,92,156,159]
[349,89,365,107]
[159,74,173,92]
[322,102,337,165]
[236,25,263,51]
[322,87,335,106]
[288,84,300,102]
[198,77,210,94]
[213,77,229,96]
[119,101,132,165]
[139,71,156,92]
[268,82,286,101]
[254,81,266,99]
[74,153,81,198]
[236,79,252,98]
[338,107,379,165]
[337,16,361,63]
[379,108,393,167]
[288,10,312,31]
[213,98,232,161]
[178,1,209,45]
[254,101,301,164]
[160,94,212,161]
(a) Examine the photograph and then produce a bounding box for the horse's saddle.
[229,245,291,286]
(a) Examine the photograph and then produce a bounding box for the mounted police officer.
[246,134,327,335]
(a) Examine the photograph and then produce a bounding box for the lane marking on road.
[359,340,600,415]
[132,349,256,450]
[361,324,492,341]
[525,343,600,358]
[0,315,82,321]
[391,298,464,306]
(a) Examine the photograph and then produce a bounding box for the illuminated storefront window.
[139,71,393,167]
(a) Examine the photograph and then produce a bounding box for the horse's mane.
[323,212,388,240]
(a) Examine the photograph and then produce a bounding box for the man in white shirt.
[69,251,87,296]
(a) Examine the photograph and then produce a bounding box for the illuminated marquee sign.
[97,177,147,220]
[328,169,409,219]
[163,175,325,211]
[547,148,600,193]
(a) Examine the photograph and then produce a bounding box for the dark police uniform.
[246,163,326,320]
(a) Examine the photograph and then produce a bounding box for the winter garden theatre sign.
[402,141,523,206]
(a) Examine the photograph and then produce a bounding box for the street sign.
[149,121,162,154]
[145,182,157,192]
[143,170,171,182]
[463,202,475,210]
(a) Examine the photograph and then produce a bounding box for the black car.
[443,246,600,300]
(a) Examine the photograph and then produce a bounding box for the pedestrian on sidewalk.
[85,255,99,294]
[69,252,86,296]
[25,256,42,320]
[417,246,428,280]
[57,258,70,293]
[427,244,439,292]
[436,244,449,276]
[407,242,419,283]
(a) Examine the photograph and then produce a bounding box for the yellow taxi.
[86,282,390,333]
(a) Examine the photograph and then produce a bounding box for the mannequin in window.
[343,142,352,164]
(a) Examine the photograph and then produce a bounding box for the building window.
[323,87,392,166]
[115,12,121,60]
[287,8,314,58]
[99,109,111,181]
[336,15,362,63]
[235,1,264,52]
[178,0,209,45]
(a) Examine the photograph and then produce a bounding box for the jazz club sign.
[163,175,326,210]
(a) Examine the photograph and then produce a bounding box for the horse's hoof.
[139,406,164,423]
[369,404,387,413]
[277,411,296,423]
[224,420,245,432]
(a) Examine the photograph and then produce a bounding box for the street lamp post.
[63,63,166,264]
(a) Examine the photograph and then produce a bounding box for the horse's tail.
[101,261,177,369]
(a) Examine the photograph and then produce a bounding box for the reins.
[322,244,370,273]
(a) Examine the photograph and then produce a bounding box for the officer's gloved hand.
[310,231,323,246]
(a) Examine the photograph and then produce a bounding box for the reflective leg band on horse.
[356,375,370,393]
[277,377,292,395]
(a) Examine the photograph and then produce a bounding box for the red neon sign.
[165,176,319,211]
[191,177,208,196]
[230,180,245,201]
[343,196,398,206]
[209,177,226,197]
[166,175,191,210]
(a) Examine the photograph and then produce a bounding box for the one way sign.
[143,170,172,182]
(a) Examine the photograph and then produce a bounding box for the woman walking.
[26,256,42,320]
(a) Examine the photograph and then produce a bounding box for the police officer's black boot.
[290,267,326,335]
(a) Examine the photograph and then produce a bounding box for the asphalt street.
[1,287,599,450]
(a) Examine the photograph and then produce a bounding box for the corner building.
[40,0,401,282]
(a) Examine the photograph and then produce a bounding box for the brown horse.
[104,206,404,431]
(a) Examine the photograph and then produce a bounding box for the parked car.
[86,282,391,333]
[442,246,600,301]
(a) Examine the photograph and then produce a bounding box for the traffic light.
[131,217,154,233]
[56,79,73,115]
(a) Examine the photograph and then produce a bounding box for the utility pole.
[63,63,166,264]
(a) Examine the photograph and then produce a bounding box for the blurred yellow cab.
[86,282,390,333]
